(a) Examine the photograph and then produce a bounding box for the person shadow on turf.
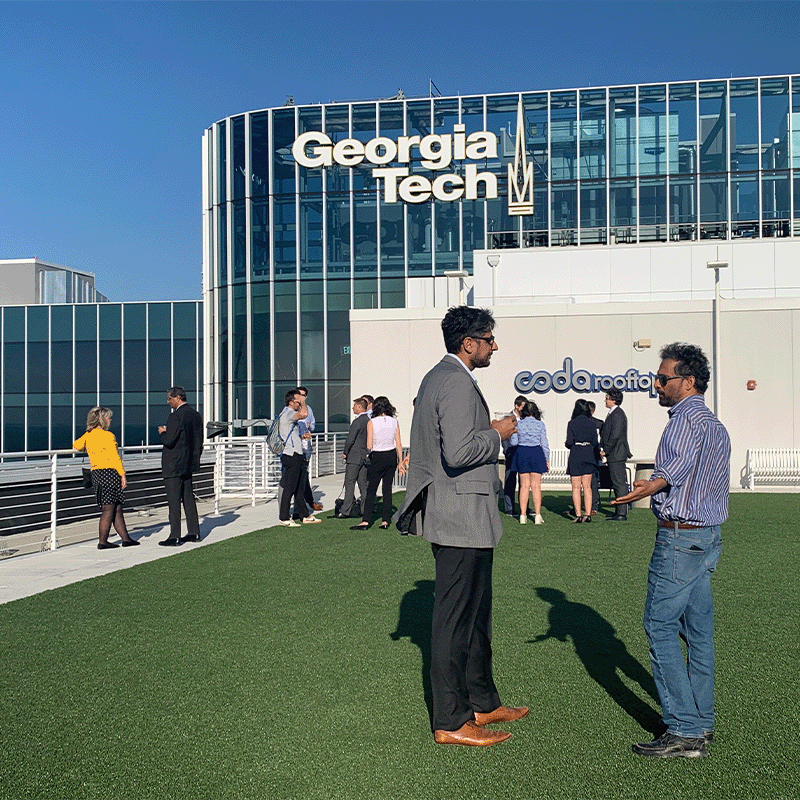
[390,579,435,726]
[529,587,663,736]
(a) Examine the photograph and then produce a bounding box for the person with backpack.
[278,389,320,527]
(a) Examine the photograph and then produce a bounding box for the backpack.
[267,416,296,455]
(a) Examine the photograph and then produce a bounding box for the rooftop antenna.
[430,79,442,98]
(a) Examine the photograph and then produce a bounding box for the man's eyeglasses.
[655,374,685,387]
[471,335,495,345]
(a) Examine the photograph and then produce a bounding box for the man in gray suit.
[601,388,633,520]
[334,398,370,518]
[395,306,527,747]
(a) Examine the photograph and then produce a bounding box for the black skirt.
[92,468,125,507]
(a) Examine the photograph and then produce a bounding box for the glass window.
[273,108,296,195]
[74,305,97,397]
[51,402,73,452]
[699,81,728,174]
[274,197,296,276]
[381,277,405,309]
[486,197,517,249]
[551,91,578,181]
[731,174,759,238]
[326,279,349,382]
[298,107,323,194]
[233,200,246,281]
[609,86,637,178]
[639,85,667,176]
[353,277,378,309]
[461,198,484,268]
[217,121,226,204]
[251,112,270,197]
[123,397,147,448]
[326,192,350,276]
[791,76,800,169]
[380,201,404,276]
[761,77,789,170]
[353,195,377,273]
[123,302,147,394]
[300,198,323,276]
[762,170,790,223]
[580,89,606,180]
[729,79,759,172]
[27,306,49,342]
[351,103,377,192]
[300,280,324,380]
[323,105,350,194]
[51,340,73,394]
[407,202,432,275]
[435,200,459,272]
[232,116,245,200]
[669,83,697,175]
[148,304,171,393]
[251,282,270,383]
[51,305,72,341]
[231,285,247,384]
[639,177,667,240]
[610,179,636,241]
[523,93,549,183]
[552,182,577,230]
[669,174,697,235]
[327,381,350,432]
[486,94,519,171]
[580,180,606,243]
[273,281,297,381]
[217,203,227,285]
[252,198,270,278]
[3,402,24,454]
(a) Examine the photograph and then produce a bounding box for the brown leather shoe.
[433,721,511,746]
[474,705,529,726]
[312,502,323,511]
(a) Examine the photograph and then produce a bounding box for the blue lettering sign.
[514,358,657,397]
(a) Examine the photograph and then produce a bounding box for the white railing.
[744,448,800,489]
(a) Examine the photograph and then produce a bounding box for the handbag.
[334,483,362,518]
[80,450,93,489]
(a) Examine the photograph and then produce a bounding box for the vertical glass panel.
[486,197,517,249]
[217,121,227,204]
[3,306,25,343]
[217,203,227,285]
[761,77,790,170]
[326,279,349,381]
[74,305,97,398]
[435,200,460,271]
[300,280,324,380]
[252,383,271,422]
[609,86,637,178]
[150,391,169,439]
[729,79,759,172]
[523,92,549,212]
[380,277,405,309]
[639,177,667,240]
[273,281,297,381]
[551,91,578,181]
[123,303,146,394]
[147,304,172,392]
[298,107,323,194]
[353,195,377,273]
[299,198,323,275]
[272,108,296,195]
[99,305,121,394]
[51,306,73,396]
[380,201,404,275]
[699,81,728,174]
[326,192,350,276]
[669,83,697,175]
[731,174,759,237]
[580,89,606,179]
[638,85,667,176]
[353,277,378,309]
[669,175,697,239]
[231,285,247,384]
[4,402,24,453]
[233,200,246,281]
[610,179,636,242]
[51,400,73,452]
[251,282,271,383]
[378,100,404,141]
[327,381,350,432]
[232,116,245,200]
[762,171,790,228]
[50,304,72,340]
[123,395,146,448]
[323,105,350,193]
[27,342,48,393]
[217,290,227,394]
[699,175,728,237]
[791,76,800,169]
[250,112,270,197]
[461,198,484,269]
[27,306,48,341]
[407,202,432,275]
[274,197,296,276]
[406,99,431,140]
[252,198,270,278]
[551,182,577,239]
[27,401,48,451]
[580,180,606,243]
[460,96,484,136]
[351,103,377,192]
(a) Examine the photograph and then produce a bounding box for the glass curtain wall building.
[0,301,202,454]
[203,74,800,431]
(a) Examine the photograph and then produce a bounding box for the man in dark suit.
[334,398,370,518]
[600,388,632,520]
[158,386,204,545]
[394,305,526,747]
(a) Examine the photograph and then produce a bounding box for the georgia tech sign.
[515,358,658,397]
[291,99,534,214]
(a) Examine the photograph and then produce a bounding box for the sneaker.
[279,519,300,527]
[519,515,527,525]
[534,514,544,525]
[704,731,715,743]
[632,732,707,758]
[302,516,321,524]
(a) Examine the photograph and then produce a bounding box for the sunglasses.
[655,374,685,387]
[471,335,496,345]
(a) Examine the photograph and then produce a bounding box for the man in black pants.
[601,388,632,520]
[278,389,320,527]
[158,386,204,546]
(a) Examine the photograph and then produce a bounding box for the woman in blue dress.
[509,400,549,524]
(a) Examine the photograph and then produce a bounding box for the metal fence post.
[50,453,58,551]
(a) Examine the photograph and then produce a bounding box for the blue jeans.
[644,524,722,737]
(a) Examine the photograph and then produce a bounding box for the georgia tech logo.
[291,97,534,215]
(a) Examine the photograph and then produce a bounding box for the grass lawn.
[0,492,798,800]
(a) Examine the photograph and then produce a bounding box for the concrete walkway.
[0,472,346,605]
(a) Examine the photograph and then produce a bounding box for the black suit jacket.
[343,413,369,465]
[160,403,204,478]
[600,406,632,462]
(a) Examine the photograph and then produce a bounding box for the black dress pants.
[430,543,501,732]
[503,445,518,514]
[360,450,397,524]
[164,474,200,540]
[279,453,305,521]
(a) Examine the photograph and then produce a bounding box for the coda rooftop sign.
[291,100,534,214]
[515,358,658,397]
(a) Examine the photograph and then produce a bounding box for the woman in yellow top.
[73,407,139,550]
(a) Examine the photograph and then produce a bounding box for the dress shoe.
[330,513,349,519]
[434,721,511,746]
[158,538,182,546]
[632,732,707,758]
[609,513,628,521]
[474,705,529,726]
[312,502,323,511]
[180,534,201,542]
[121,539,140,547]
[350,523,370,531]
[97,542,119,550]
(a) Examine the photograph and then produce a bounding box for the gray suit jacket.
[600,406,632,462]
[343,413,369,466]
[395,355,503,548]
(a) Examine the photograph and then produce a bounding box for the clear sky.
[2,0,798,301]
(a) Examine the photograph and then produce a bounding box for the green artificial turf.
[0,493,798,800]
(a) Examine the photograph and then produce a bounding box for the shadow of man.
[530,587,663,736]
[390,579,435,726]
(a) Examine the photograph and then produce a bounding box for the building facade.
[203,74,800,432]
[0,300,202,454]
[0,259,108,306]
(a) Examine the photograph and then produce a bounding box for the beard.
[658,393,676,407]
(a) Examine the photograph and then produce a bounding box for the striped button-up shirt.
[650,394,730,526]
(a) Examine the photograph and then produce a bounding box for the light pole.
[487,254,500,306]
[706,260,728,418]
[443,269,468,306]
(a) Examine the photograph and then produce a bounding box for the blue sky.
[2,0,798,301]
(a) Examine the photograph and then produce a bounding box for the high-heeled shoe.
[582,516,592,523]
[572,517,583,523]
[379,522,390,530]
